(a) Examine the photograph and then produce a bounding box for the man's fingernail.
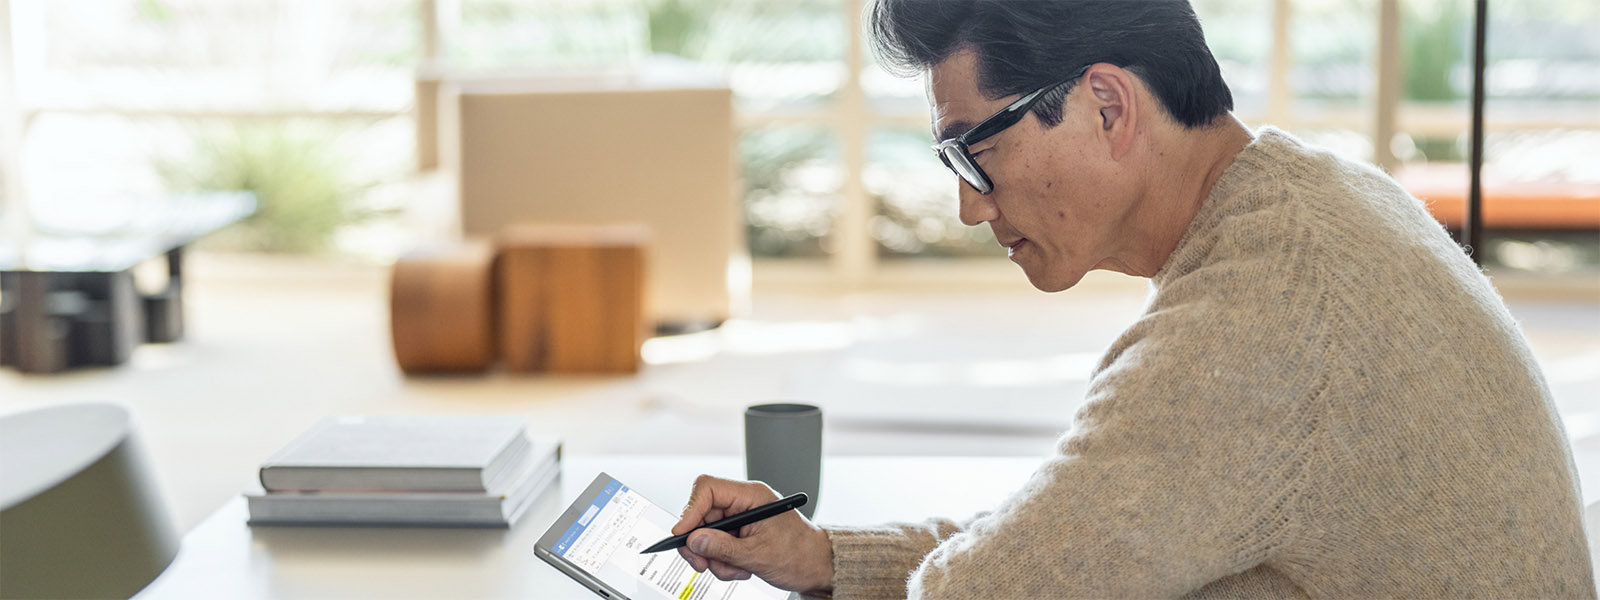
[689,533,708,554]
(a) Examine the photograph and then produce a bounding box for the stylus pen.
[639,492,809,554]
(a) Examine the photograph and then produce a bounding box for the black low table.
[0,192,254,373]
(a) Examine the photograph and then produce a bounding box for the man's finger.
[706,559,751,582]
[673,474,722,535]
[676,546,707,572]
[687,529,757,568]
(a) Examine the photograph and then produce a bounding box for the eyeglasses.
[931,66,1090,195]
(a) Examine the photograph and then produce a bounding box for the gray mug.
[744,403,822,519]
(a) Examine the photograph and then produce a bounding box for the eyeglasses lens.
[941,146,990,194]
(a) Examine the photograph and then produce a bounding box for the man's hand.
[672,475,834,594]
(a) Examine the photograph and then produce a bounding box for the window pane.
[452,0,845,112]
[742,126,838,259]
[1389,0,1600,275]
[868,126,1000,260]
[1193,0,1272,118]
[12,0,421,256]
[17,0,420,112]
[20,113,411,254]
[20,114,182,233]
[452,0,643,69]
[1394,0,1600,171]
[712,0,846,113]
[1291,0,1375,118]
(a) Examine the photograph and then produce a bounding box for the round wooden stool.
[389,240,497,374]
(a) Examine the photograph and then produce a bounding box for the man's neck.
[1189,115,1255,213]
[1117,116,1254,278]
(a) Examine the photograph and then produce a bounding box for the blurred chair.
[389,239,498,374]
[0,403,179,599]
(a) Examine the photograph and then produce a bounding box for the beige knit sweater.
[822,128,1594,598]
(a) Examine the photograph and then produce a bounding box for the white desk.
[137,456,1042,599]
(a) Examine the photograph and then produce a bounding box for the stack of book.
[245,415,560,527]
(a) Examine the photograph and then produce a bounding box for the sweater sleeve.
[823,517,976,600]
[908,250,1327,598]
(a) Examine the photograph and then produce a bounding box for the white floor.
[2,253,1597,533]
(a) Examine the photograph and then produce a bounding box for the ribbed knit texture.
[822,128,1594,599]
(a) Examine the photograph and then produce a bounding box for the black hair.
[869,0,1234,129]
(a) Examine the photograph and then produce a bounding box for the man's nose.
[957,182,999,226]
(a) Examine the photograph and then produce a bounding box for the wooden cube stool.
[389,240,497,374]
[497,224,648,374]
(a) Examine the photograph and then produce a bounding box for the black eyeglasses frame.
[931,65,1091,195]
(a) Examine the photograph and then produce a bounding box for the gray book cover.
[259,415,548,492]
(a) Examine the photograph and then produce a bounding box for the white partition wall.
[441,78,745,327]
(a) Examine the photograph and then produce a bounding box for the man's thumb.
[688,529,746,561]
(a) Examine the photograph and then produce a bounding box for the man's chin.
[1021,265,1087,293]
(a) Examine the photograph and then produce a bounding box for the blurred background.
[5,0,1597,266]
[0,0,1596,533]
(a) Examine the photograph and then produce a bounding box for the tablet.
[536,473,795,600]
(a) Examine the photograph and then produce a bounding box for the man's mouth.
[1001,238,1028,258]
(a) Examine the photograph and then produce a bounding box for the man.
[671,1,1594,597]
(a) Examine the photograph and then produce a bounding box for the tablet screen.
[541,475,791,600]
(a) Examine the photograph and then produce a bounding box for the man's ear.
[1086,65,1138,160]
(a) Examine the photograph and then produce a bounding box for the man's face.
[927,51,1138,292]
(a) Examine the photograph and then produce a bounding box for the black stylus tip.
[640,539,677,554]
